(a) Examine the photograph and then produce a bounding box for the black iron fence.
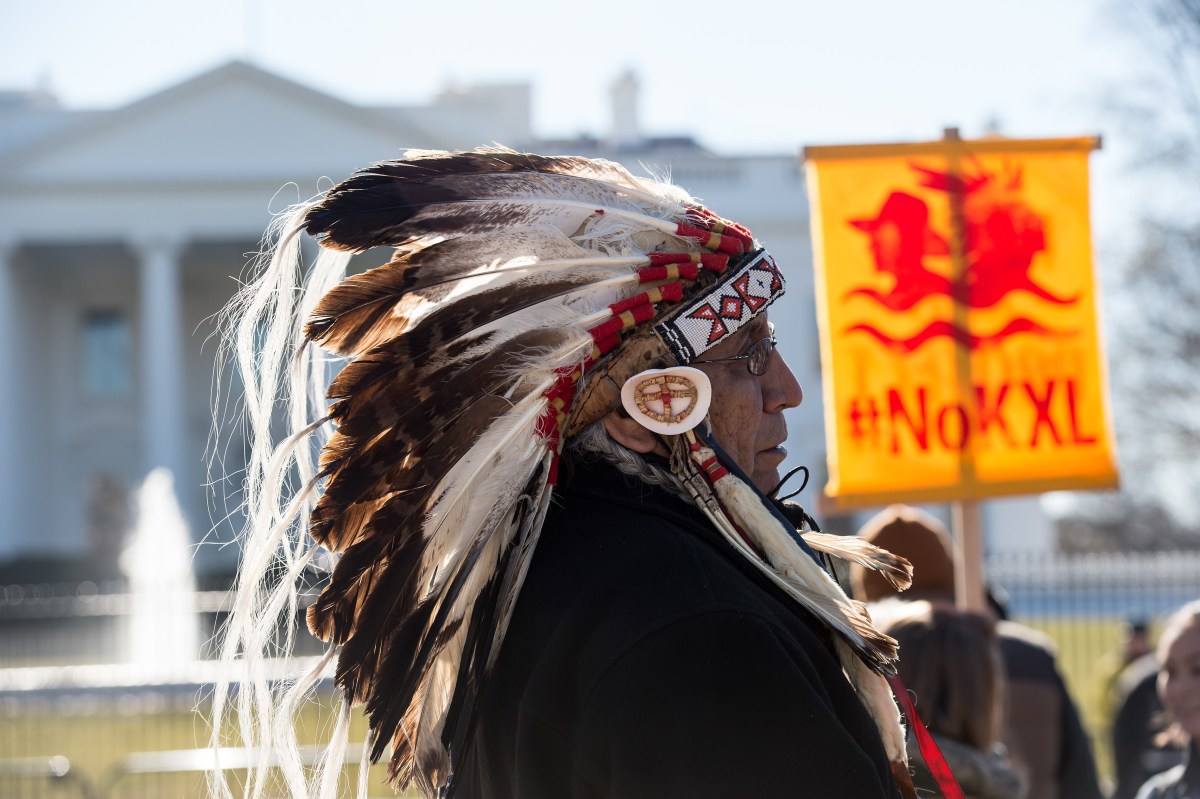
[0,551,1197,797]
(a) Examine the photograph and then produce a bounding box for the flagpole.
[952,499,985,611]
[943,126,986,612]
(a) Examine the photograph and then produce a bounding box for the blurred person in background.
[1112,645,1186,799]
[874,600,1026,799]
[1135,599,1200,799]
[1124,620,1154,663]
[1102,618,1158,794]
[1100,619,1154,715]
[851,505,1104,799]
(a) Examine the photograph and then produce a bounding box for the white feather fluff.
[835,638,908,764]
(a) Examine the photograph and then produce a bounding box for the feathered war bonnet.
[285,148,913,796]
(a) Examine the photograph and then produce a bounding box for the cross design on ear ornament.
[635,374,699,422]
[620,366,712,435]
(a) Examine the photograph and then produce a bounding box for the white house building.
[0,61,1051,576]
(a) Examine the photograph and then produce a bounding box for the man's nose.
[764,350,803,411]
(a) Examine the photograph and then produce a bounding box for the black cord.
[767,465,811,502]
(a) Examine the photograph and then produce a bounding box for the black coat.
[457,458,901,798]
[997,621,1103,799]
[1135,744,1199,799]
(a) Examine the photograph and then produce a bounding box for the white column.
[0,241,18,558]
[135,237,187,485]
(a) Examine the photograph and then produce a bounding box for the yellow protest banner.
[805,135,1118,508]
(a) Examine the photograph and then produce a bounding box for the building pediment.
[0,61,452,188]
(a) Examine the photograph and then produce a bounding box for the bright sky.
[7,0,1134,148]
[3,0,1155,249]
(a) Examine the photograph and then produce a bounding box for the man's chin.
[750,467,782,495]
[751,448,789,492]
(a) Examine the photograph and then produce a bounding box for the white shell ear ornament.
[620,366,712,435]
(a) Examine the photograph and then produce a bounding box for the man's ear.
[601,409,667,456]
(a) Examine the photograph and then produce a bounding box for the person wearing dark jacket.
[1113,654,1187,799]
[873,600,1026,799]
[851,505,1103,799]
[462,455,903,798]
[996,621,1102,799]
[1135,599,1200,799]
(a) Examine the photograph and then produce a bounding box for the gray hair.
[567,420,690,501]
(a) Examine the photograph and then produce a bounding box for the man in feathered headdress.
[214,149,938,799]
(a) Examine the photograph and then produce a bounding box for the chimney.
[609,70,641,149]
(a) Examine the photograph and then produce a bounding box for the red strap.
[886,673,965,799]
[674,223,744,255]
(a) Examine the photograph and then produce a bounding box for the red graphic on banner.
[847,192,952,312]
[846,317,1073,353]
[844,162,1079,351]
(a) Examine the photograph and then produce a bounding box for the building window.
[83,310,132,396]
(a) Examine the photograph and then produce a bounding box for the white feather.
[417,383,553,594]
[410,171,685,220]
[835,638,908,764]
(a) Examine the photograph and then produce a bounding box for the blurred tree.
[1058,0,1200,550]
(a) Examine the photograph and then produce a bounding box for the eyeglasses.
[693,332,778,376]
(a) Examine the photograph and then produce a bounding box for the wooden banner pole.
[952,498,986,611]
[942,126,986,612]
